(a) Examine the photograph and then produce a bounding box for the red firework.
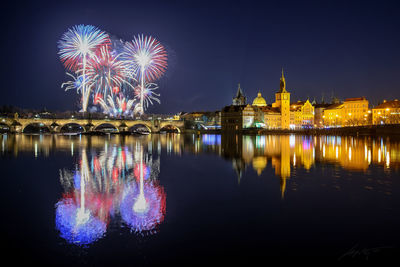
[86,45,127,97]
[58,24,111,71]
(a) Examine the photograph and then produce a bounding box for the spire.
[236,83,243,98]
[233,83,246,105]
[279,68,287,93]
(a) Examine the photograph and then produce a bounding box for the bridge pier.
[50,122,60,133]
[118,122,128,132]
[84,122,94,132]
[10,121,22,133]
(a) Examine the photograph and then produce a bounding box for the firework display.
[58,25,167,116]
[58,25,111,112]
[55,144,165,246]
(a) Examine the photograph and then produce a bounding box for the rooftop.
[373,99,400,109]
[344,97,367,102]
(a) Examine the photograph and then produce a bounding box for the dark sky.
[2,0,400,113]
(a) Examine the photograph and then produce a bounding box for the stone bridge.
[0,117,184,133]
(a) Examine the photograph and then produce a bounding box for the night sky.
[3,0,400,113]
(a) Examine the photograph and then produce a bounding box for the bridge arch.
[128,123,152,133]
[22,122,51,134]
[159,124,181,133]
[0,123,10,133]
[93,123,119,132]
[60,123,86,133]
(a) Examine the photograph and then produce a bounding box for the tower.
[232,83,246,106]
[274,69,291,129]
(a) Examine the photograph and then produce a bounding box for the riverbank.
[241,125,400,136]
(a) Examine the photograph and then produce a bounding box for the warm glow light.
[368,149,371,164]
[386,151,390,168]
[364,145,367,160]
[378,148,381,162]
[289,135,295,148]
[349,147,352,160]
[293,153,296,166]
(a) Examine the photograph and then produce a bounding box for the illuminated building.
[342,97,369,126]
[322,97,370,127]
[323,103,344,127]
[372,99,400,125]
[290,100,315,129]
[271,70,291,129]
[314,103,331,128]
[181,111,221,129]
[243,104,256,128]
[221,84,249,131]
[221,105,248,131]
[263,107,281,129]
[252,92,267,107]
[222,70,319,130]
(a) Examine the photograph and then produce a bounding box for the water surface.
[1,133,399,264]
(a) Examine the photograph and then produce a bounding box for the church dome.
[252,92,267,106]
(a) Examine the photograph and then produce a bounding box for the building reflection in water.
[55,140,165,245]
[1,132,399,207]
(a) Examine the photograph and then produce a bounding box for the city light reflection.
[1,133,399,206]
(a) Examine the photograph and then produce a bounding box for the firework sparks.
[85,45,130,99]
[58,25,110,112]
[61,72,84,93]
[134,83,161,110]
[97,94,136,117]
[58,25,110,71]
[121,35,167,114]
[121,35,167,81]
[59,27,167,114]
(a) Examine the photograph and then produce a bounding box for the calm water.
[1,133,400,264]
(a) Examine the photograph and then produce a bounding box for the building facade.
[322,97,370,127]
[342,97,369,126]
[372,99,400,124]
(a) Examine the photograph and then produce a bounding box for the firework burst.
[121,35,167,114]
[85,45,130,99]
[121,35,167,81]
[59,27,167,114]
[58,25,110,112]
[58,25,110,71]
